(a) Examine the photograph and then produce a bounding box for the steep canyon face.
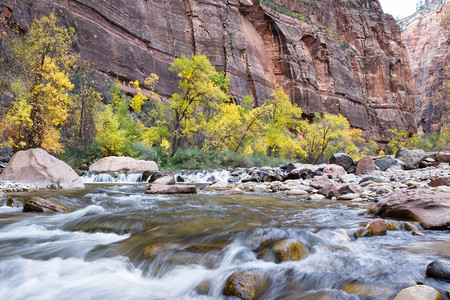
[1,0,417,140]
[400,0,450,135]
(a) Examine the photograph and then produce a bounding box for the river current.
[0,182,449,299]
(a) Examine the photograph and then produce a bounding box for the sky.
[378,0,417,19]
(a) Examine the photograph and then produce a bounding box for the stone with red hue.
[356,157,379,175]
[370,190,450,230]
[323,164,347,178]
[146,184,197,194]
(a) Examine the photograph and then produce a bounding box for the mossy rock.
[222,271,266,300]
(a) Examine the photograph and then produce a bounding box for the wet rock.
[323,164,347,178]
[429,177,450,187]
[196,280,211,295]
[224,189,245,195]
[207,182,231,191]
[393,285,442,300]
[23,197,69,213]
[341,282,393,299]
[366,218,388,236]
[176,175,186,183]
[374,156,399,171]
[403,222,420,232]
[146,184,197,194]
[222,271,265,300]
[426,260,450,281]
[280,163,296,173]
[356,157,379,175]
[89,156,158,172]
[143,243,179,258]
[395,148,428,170]
[147,171,164,183]
[0,148,84,190]
[386,221,398,231]
[153,176,175,185]
[242,176,259,183]
[435,153,450,163]
[272,239,308,263]
[370,190,450,230]
[329,153,354,171]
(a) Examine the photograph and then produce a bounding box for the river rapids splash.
[0,183,449,300]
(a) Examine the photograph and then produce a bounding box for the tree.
[265,85,303,158]
[299,113,363,163]
[168,55,230,154]
[0,13,75,153]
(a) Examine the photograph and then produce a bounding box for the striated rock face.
[400,0,450,134]
[2,0,417,139]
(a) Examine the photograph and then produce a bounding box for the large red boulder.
[370,190,450,230]
[0,149,84,189]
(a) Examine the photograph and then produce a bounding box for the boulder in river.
[153,176,175,185]
[369,190,450,230]
[395,148,428,170]
[358,218,388,237]
[273,239,308,262]
[146,184,197,194]
[373,156,400,171]
[89,156,158,172]
[392,285,442,300]
[329,153,353,170]
[222,271,266,300]
[426,260,450,282]
[355,156,379,175]
[0,149,84,189]
[323,164,347,178]
[23,197,69,213]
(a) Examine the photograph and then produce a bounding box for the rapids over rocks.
[0,175,449,299]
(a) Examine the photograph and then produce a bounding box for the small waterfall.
[81,172,144,184]
[174,170,232,184]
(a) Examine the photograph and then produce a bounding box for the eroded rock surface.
[2,0,417,140]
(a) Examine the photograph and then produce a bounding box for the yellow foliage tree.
[0,13,75,153]
[299,113,363,163]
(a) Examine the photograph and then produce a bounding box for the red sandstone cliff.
[1,0,417,140]
[400,0,450,135]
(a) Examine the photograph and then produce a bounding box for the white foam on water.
[82,172,144,184]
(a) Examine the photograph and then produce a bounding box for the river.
[0,182,449,299]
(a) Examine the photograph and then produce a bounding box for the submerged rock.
[426,260,450,282]
[370,190,450,230]
[393,285,442,300]
[0,148,84,190]
[273,239,308,262]
[223,271,266,300]
[23,197,69,213]
[145,184,197,194]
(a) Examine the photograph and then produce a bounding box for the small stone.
[223,271,266,300]
[366,218,388,236]
[337,193,360,200]
[146,184,197,194]
[308,194,325,201]
[412,230,426,236]
[386,221,398,231]
[393,285,442,300]
[426,260,450,281]
[285,189,308,195]
[153,175,175,185]
[272,239,308,262]
[23,197,69,213]
[404,222,420,232]
[339,174,357,183]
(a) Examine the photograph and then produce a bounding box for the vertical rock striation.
[400,0,450,135]
[1,0,417,139]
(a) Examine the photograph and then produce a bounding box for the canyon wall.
[1,0,417,140]
[400,0,449,135]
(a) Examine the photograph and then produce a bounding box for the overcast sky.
[378,0,417,19]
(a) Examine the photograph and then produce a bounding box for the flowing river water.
[0,180,449,300]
